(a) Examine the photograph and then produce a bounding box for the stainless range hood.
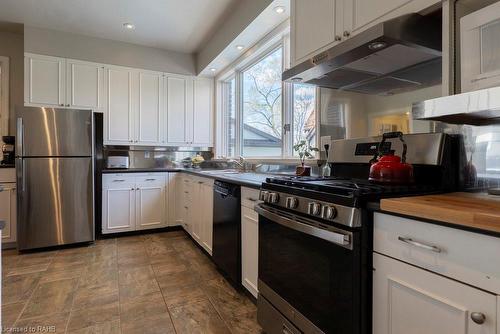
[413,86,500,125]
[283,13,442,95]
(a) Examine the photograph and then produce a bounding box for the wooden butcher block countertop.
[380,192,500,234]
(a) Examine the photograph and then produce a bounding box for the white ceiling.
[0,0,238,53]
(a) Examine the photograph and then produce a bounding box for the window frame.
[216,30,320,160]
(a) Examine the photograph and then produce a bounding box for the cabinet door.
[200,181,214,254]
[165,76,188,144]
[136,71,164,145]
[66,59,104,111]
[136,181,166,230]
[373,253,497,334]
[291,0,337,65]
[0,184,16,244]
[192,78,213,146]
[180,177,193,233]
[104,67,134,145]
[166,173,178,226]
[102,182,136,234]
[191,180,203,243]
[241,206,259,298]
[24,53,65,107]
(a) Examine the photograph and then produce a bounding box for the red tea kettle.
[369,131,414,184]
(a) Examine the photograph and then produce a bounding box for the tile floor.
[1,231,262,334]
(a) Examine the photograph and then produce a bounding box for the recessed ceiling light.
[236,45,244,51]
[123,23,135,30]
[210,68,216,72]
[274,6,285,14]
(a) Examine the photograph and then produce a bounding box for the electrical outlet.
[320,136,332,150]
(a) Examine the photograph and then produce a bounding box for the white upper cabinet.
[66,59,105,111]
[291,0,338,66]
[136,71,164,145]
[192,78,213,146]
[290,0,441,66]
[25,53,65,107]
[166,76,188,144]
[104,66,134,145]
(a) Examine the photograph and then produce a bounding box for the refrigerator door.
[16,107,92,157]
[17,157,94,250]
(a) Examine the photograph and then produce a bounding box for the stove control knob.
[322,205,337,220]
[285,197,299,209]
[308,202,322,216]
[260,191,269,202]
[268,192,280,203]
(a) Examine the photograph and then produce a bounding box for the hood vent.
[413,86,500,125]
[283,13,442,95]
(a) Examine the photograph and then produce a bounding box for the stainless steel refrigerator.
[16,107,94,250]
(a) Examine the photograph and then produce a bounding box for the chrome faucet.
[228,156,245,170]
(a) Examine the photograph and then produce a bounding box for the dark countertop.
[0,164,15,168]
[101,168,270,189]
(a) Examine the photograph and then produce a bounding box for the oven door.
[256,204,362,334]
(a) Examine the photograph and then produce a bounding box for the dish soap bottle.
[321,144,331,177]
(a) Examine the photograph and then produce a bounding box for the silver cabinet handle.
[471,312,486,325]
[398,236,442,253]
[335,35,342,41]
[247,197,257,202]
[343,30,350,37]
[113,179,126,182]
[145,178,156,181]
[198,181,204,184]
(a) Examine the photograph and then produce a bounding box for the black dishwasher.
[212,180,241,288]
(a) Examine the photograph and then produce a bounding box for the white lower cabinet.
[241,187,261,298]
[373,252,497,334]
[0,183,16,245]
[102,173,168,234]
[178,175,214,254]
[167,172,182,226]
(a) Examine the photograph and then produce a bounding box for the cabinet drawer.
[241,187,261,209]
[135,174,166,185]
[102,174,136,188]
[374,212,500,294]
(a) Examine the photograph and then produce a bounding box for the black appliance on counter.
[212,180,242,287]
[1,136,15,166]
[256,133,463,334]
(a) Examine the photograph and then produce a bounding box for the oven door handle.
[255,204,353,249]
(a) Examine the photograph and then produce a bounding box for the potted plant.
[293,140,318,176]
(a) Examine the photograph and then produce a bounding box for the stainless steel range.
[256,133,463,334]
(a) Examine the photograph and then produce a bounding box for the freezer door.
[16,107,92,157]
[17,157,94,250]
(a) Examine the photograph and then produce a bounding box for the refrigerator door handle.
[16,158,25,193]
[16,117,23,156]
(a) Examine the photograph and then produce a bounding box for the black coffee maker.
[1,136,15,166]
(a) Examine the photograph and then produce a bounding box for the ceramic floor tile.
[169,299,231,334]
[204,277,257,319]
[161,283,208,308]
[70,319,121,334]
[6,263,50,276]
[1,301,26,329]
[14,312,69,334]
[223,309,263,334]
[67,298,120,331]
[73,291,119,311]
[121,313,175,334]
[2,273,41,305]
[20,278,78,319]
[119,291,167,322]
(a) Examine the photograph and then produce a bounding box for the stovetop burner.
[265,175,441,202]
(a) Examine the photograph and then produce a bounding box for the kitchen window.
[218,36,318,159]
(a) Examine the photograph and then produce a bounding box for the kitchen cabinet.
[373,253,497,334]
[104,66,135,145]
[136,71,164,145]
[461,1,500,92]
[66,59,105,111]
[24,53,65,107]
[290,0,339,66]
[167,172,182,226]
[197,178,214,254]
[241,187,261,298]
[135,175,166,230]
[102,173,167,234]
[191,78,213,146]
[165,76,188,144]
[102,177,136,233]
[290,0,441,66]
[25,54,104,111]
[0,183,16,245]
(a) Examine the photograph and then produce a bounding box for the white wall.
[24,26,196,75]
[0,27,23,135]
[196,0,272,73]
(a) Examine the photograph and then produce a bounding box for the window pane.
[242,48,283,157]
[225,78,236,157]
[292,83,316,155]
